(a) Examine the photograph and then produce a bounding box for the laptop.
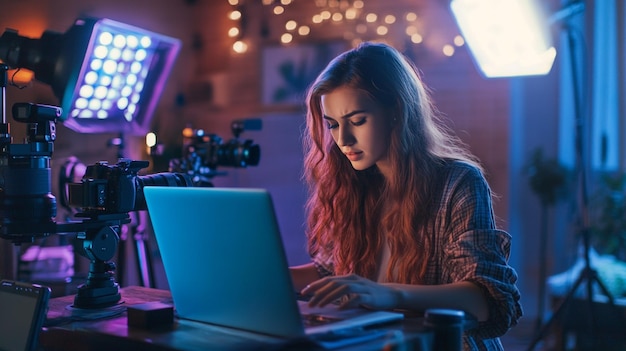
[143,186,403,341]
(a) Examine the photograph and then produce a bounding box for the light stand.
[525,17,623,351]
[525,148,569,334]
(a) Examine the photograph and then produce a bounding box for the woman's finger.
[310,281,351,307]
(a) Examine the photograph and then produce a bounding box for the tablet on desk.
[0,280,51,351]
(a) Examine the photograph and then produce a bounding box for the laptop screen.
[144,186,305,338]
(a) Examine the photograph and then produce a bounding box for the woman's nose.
[336,125,355,146]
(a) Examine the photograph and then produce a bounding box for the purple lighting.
[0,17,181,135]
[63,18,180,134]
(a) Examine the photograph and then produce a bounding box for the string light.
[345,8,358,20]
[273,6,285,15]
[233,40,248,53]
[225,0,463,58]
[281,33,293,44]
[285,20,297,31]
[228,27,240,37]
[411,33,423,44]
[229,10,242,20]
[298,25,311,36]
[453,35,465,46]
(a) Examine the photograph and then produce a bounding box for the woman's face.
[321,86,393,173]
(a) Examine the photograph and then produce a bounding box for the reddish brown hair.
[303,42,480,283]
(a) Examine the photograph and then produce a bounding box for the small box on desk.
[127,301,174,329]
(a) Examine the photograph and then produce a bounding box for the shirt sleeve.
[441,164,523,339]
[312,246,335,277]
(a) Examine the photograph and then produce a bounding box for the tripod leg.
[582,267,596,347]
[535,203,549,332]
[132,211,154,288]
[586,268,616,305]
[117,224,129,286]
[526,268,589,351]
[134,235,153,287]
[581,268,626,347]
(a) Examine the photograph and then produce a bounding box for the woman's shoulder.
[441,159,485,180]
[436,159,492,197]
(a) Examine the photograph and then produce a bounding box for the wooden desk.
[39,286,433,351]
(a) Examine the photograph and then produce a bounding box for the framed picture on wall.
[261,42,346,107]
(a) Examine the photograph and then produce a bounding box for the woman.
[290,42,522,350]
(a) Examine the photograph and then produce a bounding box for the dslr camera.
[169,119,261,186]
[66,159,192,215]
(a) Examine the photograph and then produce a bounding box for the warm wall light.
[285,20,297,30]
[298,26,311,36]
[228,0,461,59]
[229,10,242,21]
[274,6,285,15]
[228,27,240,37]
[450,0,556,78]
[0,17,181,134]
[411,33,423,44]
[233,40,248,53]
[280,33,293,44]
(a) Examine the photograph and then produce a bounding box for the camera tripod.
[526,22,624,351]
[526,230,618,350]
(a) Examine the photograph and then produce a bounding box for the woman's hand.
[300,274,400,310]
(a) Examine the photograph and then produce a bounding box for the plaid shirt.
[313,161,523,351]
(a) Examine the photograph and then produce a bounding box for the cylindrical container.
[424,308,465,351]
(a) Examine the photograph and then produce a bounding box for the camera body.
[67,160,147,214]
[67,159,193,214]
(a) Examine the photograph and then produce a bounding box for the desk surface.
[39,286,432,351]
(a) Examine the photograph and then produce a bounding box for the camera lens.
[134,172,194,211]
[216,139,260,168]
[0,157,56,238]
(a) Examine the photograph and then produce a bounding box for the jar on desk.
[424,309,465,351]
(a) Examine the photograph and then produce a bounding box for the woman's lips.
[344,151,363,162]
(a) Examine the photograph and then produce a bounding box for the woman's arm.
[301,275,489,321]
[386,280,489,321]
[289,262,321,291]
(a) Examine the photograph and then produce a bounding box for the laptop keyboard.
[301,313,343,326]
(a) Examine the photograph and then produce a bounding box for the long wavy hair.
[303,42,481,284]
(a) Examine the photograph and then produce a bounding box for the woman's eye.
[351,117,366,126]
[326,122,338,130]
